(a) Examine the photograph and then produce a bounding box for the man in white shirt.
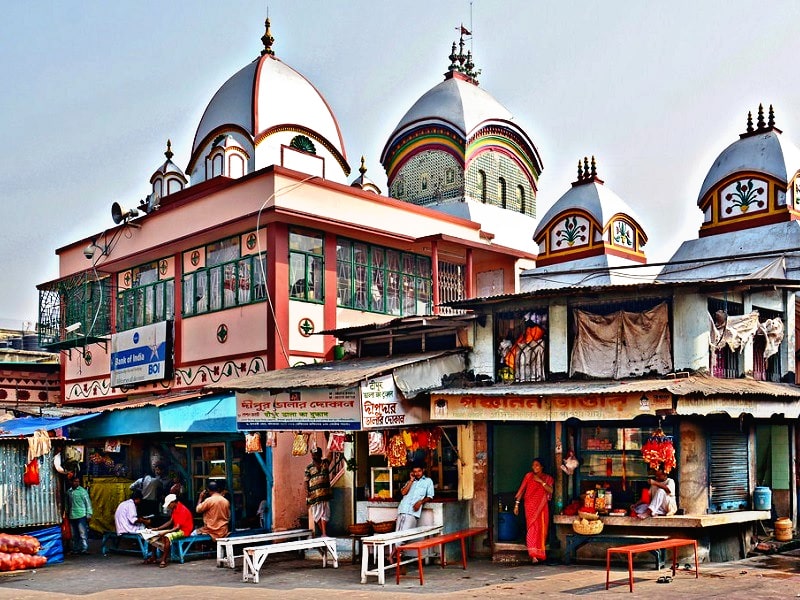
[115,491,147,534]
[634,468,677,518]
[395,463,434,531]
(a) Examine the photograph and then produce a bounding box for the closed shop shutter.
[708,428,749,512]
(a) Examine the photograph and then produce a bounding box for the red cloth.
[171,502,194,536]
[516,472,554,560]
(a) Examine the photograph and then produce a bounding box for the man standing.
[193,481,230,540]
[305,448,332,537]
[147,493,193,567]
[114,490,146,534]
[396,462,434,531]
[130,463,169,519]
[67,476,93,555]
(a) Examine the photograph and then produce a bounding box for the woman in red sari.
[513,458,554,563]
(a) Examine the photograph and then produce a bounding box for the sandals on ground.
[656,575,673,584]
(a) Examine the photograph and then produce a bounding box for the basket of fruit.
[572,518,604,535]
[577,508,600,521]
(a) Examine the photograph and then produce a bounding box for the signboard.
[677,397,800,419]
[360,375,427,428]
[236,387,360,430]
[110,321,172,387]
[431,391,672,422]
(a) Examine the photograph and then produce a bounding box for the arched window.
[499,177,507,208]
[478,170,487,202]
[517,185,526,214]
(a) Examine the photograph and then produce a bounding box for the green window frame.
[183,254,267,316]
[116,262,174,332]
[289,230,324,302]
[336,238,431,316]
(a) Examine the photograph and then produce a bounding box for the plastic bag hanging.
[245,432,263,453]
[386,434,408,467]
[265,431,277,448]
[327,432,346,453]
[368,431,386,456]
[291,433,309,456]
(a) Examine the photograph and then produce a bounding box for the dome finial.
[590,155,597,179]
[448,42,458,72]
[746,110,754,133]
[164,139,173,161]
[261,17,275,56]
[359,156,367,176]
[757,103,765,130]
[583,156,590,178]
[577,159,584,181]
[768,104,775,129]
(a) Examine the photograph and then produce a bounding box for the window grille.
[752,307,782,382]
[183,254,266,316]
[289,230,324,302]
[708,298,744,379]
[38,272,113,348]
[437,261,465,316]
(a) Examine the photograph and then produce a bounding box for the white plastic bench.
[242,536,338,583]
[215,528,312,568]
[360,525,443,585]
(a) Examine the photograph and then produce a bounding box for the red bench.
[396,527,488,585]
[606,537,699,593]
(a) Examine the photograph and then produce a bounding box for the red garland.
[641,428,676,473]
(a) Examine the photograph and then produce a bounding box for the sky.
[2,1,800,327]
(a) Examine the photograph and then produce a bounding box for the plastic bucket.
[774,518,793,542]
[753,486,772,511]
[497,512,519,541]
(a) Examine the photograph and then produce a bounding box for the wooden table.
[606,537,699,593]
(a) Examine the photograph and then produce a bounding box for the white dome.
[188,54,348,179]
[698,129,800,202]
[534,179,642,239]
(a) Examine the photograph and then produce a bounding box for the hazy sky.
[3,1,800,326]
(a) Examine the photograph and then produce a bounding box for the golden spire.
[164,139,173,161]
[261,18,275,56]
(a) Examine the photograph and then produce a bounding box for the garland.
[641,428,676,473]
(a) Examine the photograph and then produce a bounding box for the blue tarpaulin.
[0,414,99,438]
[27,526,63,565]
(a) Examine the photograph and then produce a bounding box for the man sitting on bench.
[193,481,230,540]
[115,490,148,533]
[392,462,434,562]
[146,493,194,567]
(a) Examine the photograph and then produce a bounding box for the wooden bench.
[606,537,699,593]
[360,525,443,585]
[396,527,488,585]
[565,533,669,568]
[242,536,338,584]
[216,528,312,568]
[101,532,150,559]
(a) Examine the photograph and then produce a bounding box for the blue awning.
[0,414,100,438]
[70,393,237,438]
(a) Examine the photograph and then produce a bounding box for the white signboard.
[360,375,426,428]
[110,321,171,387]
[237,387,360,430]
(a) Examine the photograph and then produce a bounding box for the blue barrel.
[753,486,772,511]
[497,512,519,541]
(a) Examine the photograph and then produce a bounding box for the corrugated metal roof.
[207,350,465,392]
[91,390,211,413]
[432,375,800,399]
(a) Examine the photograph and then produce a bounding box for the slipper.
[656,575,673,584]
[158,562,167,568]
[143,557,157,564]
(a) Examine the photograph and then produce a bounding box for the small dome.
[350,157,381,194]
[187,19,349,183]
[150,139,187,198]
[698,128,800,203]
[534,160,642,240]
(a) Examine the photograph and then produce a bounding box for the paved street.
[0,541,797,600]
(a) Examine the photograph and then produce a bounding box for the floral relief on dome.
[612,220,634,249]
[551,215,589,249]
[720,178,767,216]
[290,135,316,155]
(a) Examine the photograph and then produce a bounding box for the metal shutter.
[708,429,749,512]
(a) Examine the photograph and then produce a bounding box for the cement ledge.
[554,510,771,528]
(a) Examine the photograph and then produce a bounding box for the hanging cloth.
[368,431,386,456]
[27,429,51,462]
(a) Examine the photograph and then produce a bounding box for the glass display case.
[191,443,243,506]
[577,424,673,507]
[371,467,393,499]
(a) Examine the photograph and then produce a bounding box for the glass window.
[478,170,487,202]
[117,261,174,331]
[182,236,266,317]
[499,177,507,208]
[289,230,324,301]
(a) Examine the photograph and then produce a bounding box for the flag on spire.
[460,24,471,36]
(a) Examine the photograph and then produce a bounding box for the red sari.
[516,471,554,560]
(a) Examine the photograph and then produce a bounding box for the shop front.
[431,379,793,562]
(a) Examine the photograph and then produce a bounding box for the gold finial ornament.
[768,104,775,129]
[756,103,765,130]
[261,18,275,56]
[577,159,584,180]
[590,155,597,178]
[359,156,367,176]
[583,156,590,178]
[746,110,753,133]
[165,139,173,161]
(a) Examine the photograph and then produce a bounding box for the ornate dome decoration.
[380,28,542,218]
[150,139,188,198]
[696,104,800,238]
[205,134,250,180]
[187,18,350,185]
[350,156,381,194]
[532,157,647,268]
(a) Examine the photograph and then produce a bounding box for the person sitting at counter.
[633,466,677,518]
[115,491,147,534]
[396,462,434,532]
